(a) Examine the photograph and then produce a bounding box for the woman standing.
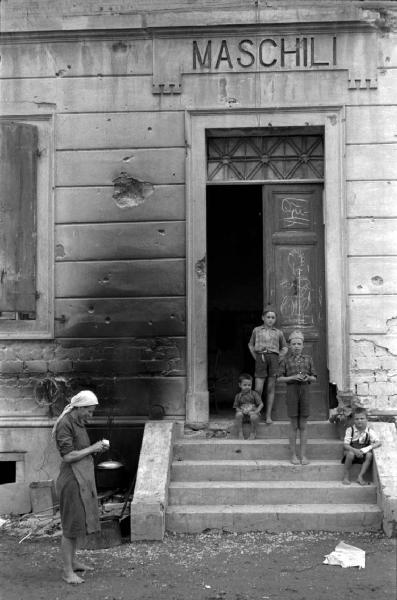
[53,390,109,584]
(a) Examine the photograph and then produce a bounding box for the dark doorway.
[207,185,263,415]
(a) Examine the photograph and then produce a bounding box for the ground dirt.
[0,524,396,600]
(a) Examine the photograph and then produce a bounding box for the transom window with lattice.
[207,134,324,182]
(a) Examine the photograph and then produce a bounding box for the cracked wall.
[351,338,397,411]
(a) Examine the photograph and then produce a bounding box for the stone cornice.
[1,0,395,37]
[0,21,379,45]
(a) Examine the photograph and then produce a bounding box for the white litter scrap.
[323,541,365,569]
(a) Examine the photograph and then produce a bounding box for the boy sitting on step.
[233,373,263,440]
[342,407,381,485]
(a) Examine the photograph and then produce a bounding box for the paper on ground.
[323,541,365,569]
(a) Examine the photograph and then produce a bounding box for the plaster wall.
[0,2,396,435]
[0,423,59,514]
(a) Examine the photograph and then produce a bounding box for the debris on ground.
[323,540,366,569]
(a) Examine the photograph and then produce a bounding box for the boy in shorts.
[277,330,317,465]
[248,306,287,424]
[342,407,381,485]
[233,373,263,440]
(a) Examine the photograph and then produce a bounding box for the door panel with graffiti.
[263,184,327,419]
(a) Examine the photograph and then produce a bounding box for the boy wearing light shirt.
[342,407,381,485]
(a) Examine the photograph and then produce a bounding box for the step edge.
[169,481,377,488]
[166,503,382,512]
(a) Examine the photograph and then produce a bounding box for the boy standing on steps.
[342,407,381,485]
[277,330,317,465]
[248,306,288,424]
[233,373,263,440]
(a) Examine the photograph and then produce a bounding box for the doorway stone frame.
[185,108,347,426]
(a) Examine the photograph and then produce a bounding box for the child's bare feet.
[290,455,300,465]
[300,457,310,465]
[238,431,244,440]
[62,572,85,584]
[249,432,256,440]
[342,478,351,485]
[357,476,369,486]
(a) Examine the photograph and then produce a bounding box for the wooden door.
[263,184,328,419]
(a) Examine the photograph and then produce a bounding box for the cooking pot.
[97,459,124,470]
[95,459,126,490]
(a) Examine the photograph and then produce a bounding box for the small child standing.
[277,330,317,465]
[233,373,263,440]
[248,306,287,424]
[342,407,381,485]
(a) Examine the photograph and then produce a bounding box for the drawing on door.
[263,184,327,419]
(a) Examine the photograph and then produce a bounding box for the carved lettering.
[215,40,233,70]
[193,40,212,69]
[259,39,277,68]
[310,37,329,67]
[192,36,337,71]
[281,38,300,68]
[237,39,255,68]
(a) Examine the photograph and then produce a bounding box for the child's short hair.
[262,305,277,317]
[289,330,304,342]
[238,373,253,383]
[353,407,368,418]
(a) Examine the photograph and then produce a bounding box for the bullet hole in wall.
[371,276,384,286]
[112,172,154,208]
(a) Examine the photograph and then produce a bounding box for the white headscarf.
[52,390,98,437]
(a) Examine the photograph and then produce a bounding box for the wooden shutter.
[0,122,38,314]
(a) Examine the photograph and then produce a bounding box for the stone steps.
[166,504,383,534]
[171,459,350,481]
[174,438,342,460]
[168,480,377,505]
[166,423,382,534]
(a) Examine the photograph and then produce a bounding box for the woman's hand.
[91,440,108,454]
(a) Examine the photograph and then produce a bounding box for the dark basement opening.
[0,461,16,484]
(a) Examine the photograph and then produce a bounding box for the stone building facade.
[0,1,396,511]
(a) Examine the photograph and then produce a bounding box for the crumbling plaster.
[351,337,397,411]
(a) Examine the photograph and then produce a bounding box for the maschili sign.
[192,37,337,70]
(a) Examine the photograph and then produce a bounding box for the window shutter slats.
[0,122,37,313]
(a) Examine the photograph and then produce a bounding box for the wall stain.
[112,41,128,53]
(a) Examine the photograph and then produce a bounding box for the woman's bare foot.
[249,432,256,440]
[73,561,94,572]
[62,572,85,584]
[290,456,300,465]
[342,478,351,485]
[265,418,273,425]
[300,457,310,465]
